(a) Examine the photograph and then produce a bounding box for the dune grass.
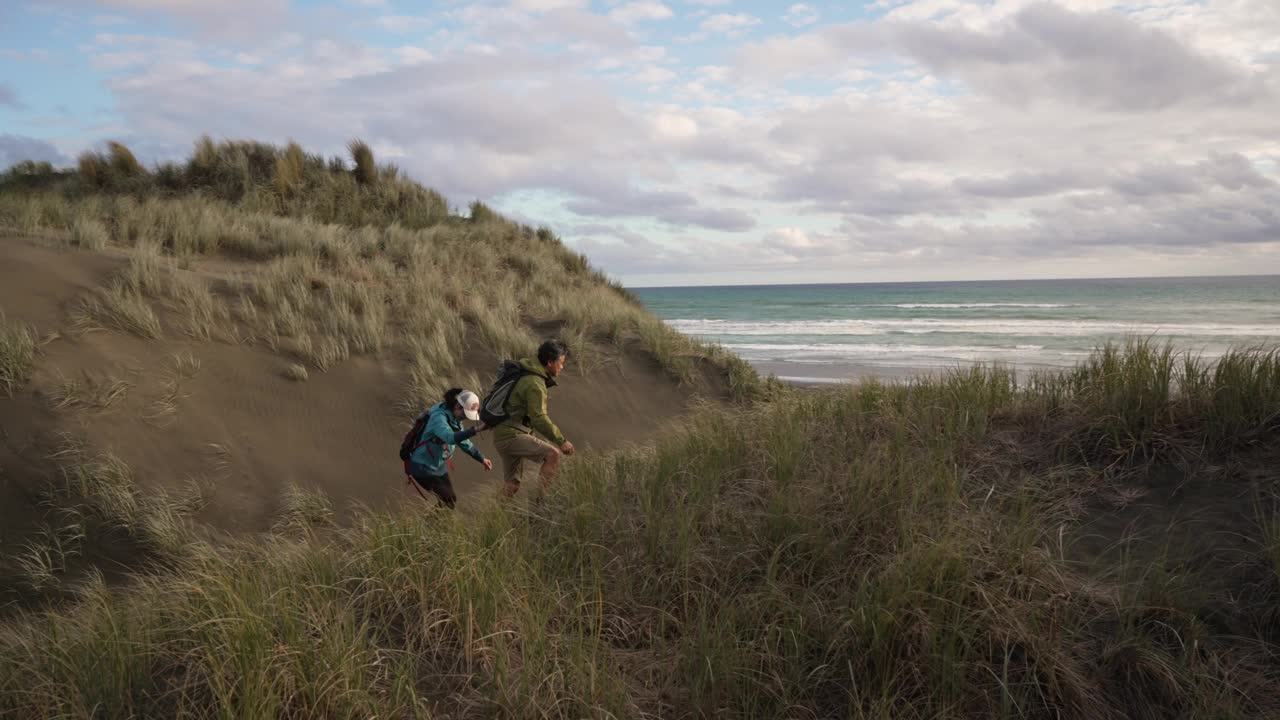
[22,136,450,229]
[47,371,133,411]
[2,341,1277,719]
[283,363,309,382]
[274,483,336,534]
[0,310,36,396]
[31,437,209,571]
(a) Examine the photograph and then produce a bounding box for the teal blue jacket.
[408,403,485,476]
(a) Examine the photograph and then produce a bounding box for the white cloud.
[609,1,674,24]
[635,66,677,84]
[512,0,590,10]
[700,13,759,35]
[374,15,434,33]
[651,110,698,140]
[395,46,434,64]
[783,3,818,28]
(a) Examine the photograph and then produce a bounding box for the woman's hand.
[482,459,494,471]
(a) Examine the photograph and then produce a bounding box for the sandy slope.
[0,236,711,578]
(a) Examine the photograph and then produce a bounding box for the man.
[405,388,492,508]
[493,339,575,498]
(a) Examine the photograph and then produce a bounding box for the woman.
[404,388,493,508]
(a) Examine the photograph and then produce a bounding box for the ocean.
[632,276,1280,384]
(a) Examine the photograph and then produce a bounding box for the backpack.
[479,359,535,427]
[398,409,431,463]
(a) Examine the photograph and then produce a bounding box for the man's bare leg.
[537,446,562,495]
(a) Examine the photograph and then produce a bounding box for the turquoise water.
[632,276,1280,382]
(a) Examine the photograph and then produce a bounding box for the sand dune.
[0,235,719,601]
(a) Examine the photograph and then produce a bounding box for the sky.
[1,1,1279,287]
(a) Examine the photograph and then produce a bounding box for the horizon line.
[625,271,1280,291]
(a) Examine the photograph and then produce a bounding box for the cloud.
[952,168,1102,199]
[90,0,291,40]
[608,2,673,24]
[454,3,635,50]
[783,3,818,28]
[512,0,589,10]
[374,15,435,33]
[892,3,1268,112]
[734,4,1270,112]
[568,222,725,275]
[762,227,845,258]
[634,66,677,84]
[700,12,759,35]
[566,188,756,232]
[0,84,19,108]
[0,134,71,169]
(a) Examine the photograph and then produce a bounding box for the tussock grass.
[73,285,162,339]
[77,152,105,186]
[3,342,1278,718]
[143,359,196,427]
[48,371,133,411]
[273,140,306,196]
[349,139,377,186]
[169,350,202,380]
[0,310,36,396]
[43,437,201,560]
[14,521,86,592]
[69,215,109,250]
[143,378,184,427]
[283,363,309,381]
[107,141,142,177]
[274,483,335,534]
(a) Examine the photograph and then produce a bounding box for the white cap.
[458,390,481,421]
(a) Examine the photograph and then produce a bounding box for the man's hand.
[482,459,493,471]
[560,441,575,456]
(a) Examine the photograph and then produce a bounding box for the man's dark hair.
[442,387,464,410]
[537,339,569,366]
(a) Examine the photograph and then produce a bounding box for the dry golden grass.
[273,141,306,196]
[142,354,200,427]
[348,139,376,186]
[72,285,162,339]
[273,482,335,534]
[106,141,142,177]
[0,310,36,396]
[69,216,109,251]
[47,372,133,411]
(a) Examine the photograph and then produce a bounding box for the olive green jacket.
[494,358,565,445]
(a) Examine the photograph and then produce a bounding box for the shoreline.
[754,360,958,388]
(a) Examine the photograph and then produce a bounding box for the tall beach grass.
[2,341,1277,718]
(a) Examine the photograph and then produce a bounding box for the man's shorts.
[494,433,557,485]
